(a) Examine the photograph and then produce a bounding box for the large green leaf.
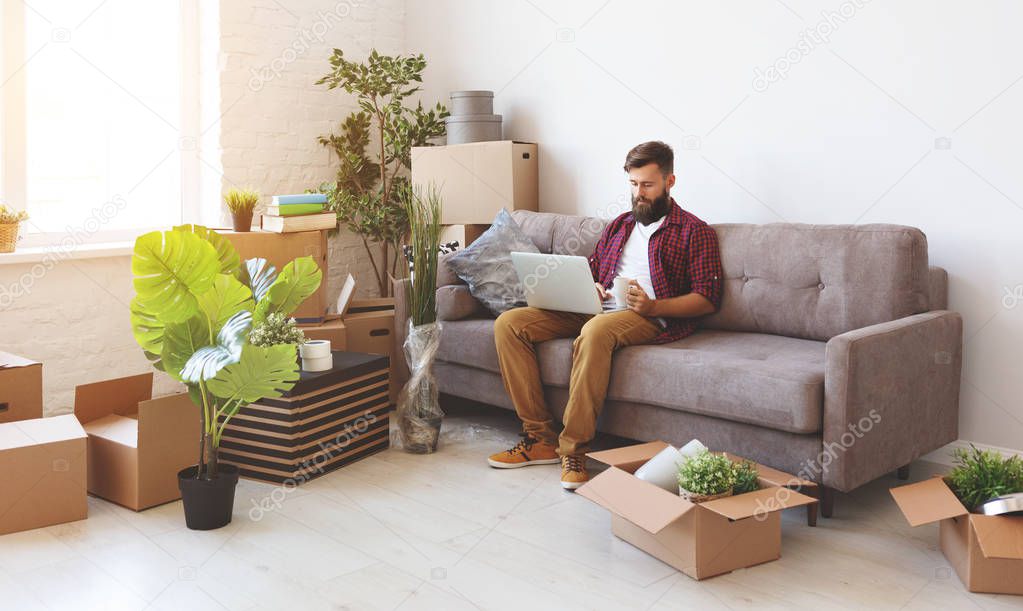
[206,343,300,405]
[254,256,322,322]
[198,274,254,336]
[130,296,165,369]
[174,224,242,278]
[161,315,210,382]
[242,258,277,303]
[181,311,252,383]
[133,231,219,323]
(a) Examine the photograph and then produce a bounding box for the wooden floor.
[1,402,1021,611]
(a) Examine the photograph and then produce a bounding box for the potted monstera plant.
[130,224,321,530]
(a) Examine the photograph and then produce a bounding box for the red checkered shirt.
[588,200,723,344]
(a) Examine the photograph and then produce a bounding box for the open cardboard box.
[0,414,88,535]
[578,441,818,580]
[891,477,1023,595]
[343,297,396,404]
[0,351,43,424]
[74,373,200,511]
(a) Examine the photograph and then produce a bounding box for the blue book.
[272,193,328,206]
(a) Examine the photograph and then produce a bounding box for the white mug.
[612,276,631,307]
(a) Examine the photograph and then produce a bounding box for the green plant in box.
[250,312,306,347]
[947,445,1023,511]
[677,450,735,498]
[732,459,760,495]
[130,224,322,482]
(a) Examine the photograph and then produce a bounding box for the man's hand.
[595,282,609,301]
[626,280,656,315]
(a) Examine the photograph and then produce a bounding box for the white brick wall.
[0,0,405,416]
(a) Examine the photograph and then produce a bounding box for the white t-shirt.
[615,217,667,326]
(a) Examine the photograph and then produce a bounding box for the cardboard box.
[891,477,1023,595]
[218,352,390,484]
[344,298,397,404]
[411,141,538,225]
[440,224,490,248]
[217,229,329,323]
[0,352,43,424]
[298,317,347,350]
[578,441,818,581]
[0,414,88,535]
[74,373,201,511]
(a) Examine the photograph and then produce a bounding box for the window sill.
[0,241,134,265]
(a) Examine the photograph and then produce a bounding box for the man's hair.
[623,141,674,176]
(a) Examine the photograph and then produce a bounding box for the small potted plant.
[946,445,1023,511]
[396,183,445,453]
[130,225,322,529]
[677,449,736,503]
[0,204,29,253]
[732,459,761,495]
[225,187,259,232]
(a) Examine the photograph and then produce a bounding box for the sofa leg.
[820,486,835,518]
[896,464,911,480]
[806,502,817,527]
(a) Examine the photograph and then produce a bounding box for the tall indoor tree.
[316,49,448,296]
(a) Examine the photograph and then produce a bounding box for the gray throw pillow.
[444,208,539,315]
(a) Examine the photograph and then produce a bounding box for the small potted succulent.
[0,204,29,253]
[677,450,739,503]
[225,187,259,232]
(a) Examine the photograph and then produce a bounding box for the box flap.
[74,373,153,424]
[0,351,39,368]
[971,514,1023,560]
[576,466,695,533]
[82,414,139,448]
[700,486,818,520]
[586,441,670,471]
[0,414,86,450]
[889,477,968,527]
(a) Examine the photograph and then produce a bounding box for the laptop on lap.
[510,252,626,315]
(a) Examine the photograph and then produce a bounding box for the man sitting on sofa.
[488,141,725,489]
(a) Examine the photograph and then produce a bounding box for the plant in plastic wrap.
[397,184,445,453]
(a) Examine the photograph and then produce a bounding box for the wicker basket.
[679,486,733,504]
[0,223,19,253]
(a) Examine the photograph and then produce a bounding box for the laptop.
[510,252,627,315]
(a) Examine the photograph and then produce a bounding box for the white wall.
[406,0,1023,453]
[0,0,404,416]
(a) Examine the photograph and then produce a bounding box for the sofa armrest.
[823,310,962,491]
[928,266,948,310]
[392,277,411,391]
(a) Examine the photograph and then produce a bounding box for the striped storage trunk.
[218,351,391,484]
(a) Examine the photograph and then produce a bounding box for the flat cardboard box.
[217,229,329,323]
[440,224,490,248]
[0,351,43,424]
[298,317,347,351]
[0,414,88,535]
[891,477,1023,595]
[74,373,201,511]
[411,141,538,225]
[343,298,396,404]
[578,441,818,580]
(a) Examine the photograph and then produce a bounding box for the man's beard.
[632,191,670,225]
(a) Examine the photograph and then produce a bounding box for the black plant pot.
[177,464,240,530]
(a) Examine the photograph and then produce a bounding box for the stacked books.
[262,193,335,233]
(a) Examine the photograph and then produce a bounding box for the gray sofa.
[393,210,962,515]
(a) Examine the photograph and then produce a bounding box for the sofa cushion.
[436,285,490,321]
[436,319,826,434]
[704,223,930,341]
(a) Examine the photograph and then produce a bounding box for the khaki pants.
[493,307,661,456]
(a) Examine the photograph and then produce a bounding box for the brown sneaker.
[487,433,560,469]
[561,454,589,490]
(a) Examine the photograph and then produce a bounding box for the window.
[1,0,197,247]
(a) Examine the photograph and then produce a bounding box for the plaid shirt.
[588,200,723,344]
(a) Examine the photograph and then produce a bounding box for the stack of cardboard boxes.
[412,140,539,246]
